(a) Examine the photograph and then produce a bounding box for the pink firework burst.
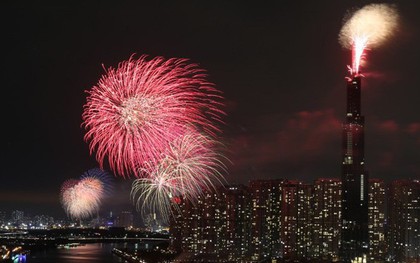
[82,54,225,178]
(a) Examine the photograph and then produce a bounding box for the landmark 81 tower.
[338,4,398,261]
[340,73,369,262]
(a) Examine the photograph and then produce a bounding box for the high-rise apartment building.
[368,179,386,262]
[198,190,225,260]
[249,179,283,261]
[115,211,134,229]
[247,179,314,261]
[221,185,251,261]
[170,197,197,257]
[170,186,250,261]
[340,75,369,262]
[280,181,313,260]
[169,177,416,262]
[387,179,420,263]
[312,178,342,261]
[169,201,183,252]
[179,195,202,256]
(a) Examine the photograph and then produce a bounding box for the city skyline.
[168,177,419,262]
[1,178,418,262]
[1,1,420,217]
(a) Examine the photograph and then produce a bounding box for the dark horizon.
[1,1,419,218]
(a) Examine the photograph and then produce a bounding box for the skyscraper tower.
[340,75,369,262]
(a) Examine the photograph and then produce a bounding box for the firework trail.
[131,130,227,223]
[60,171,110,220]
[82,55,225,178]
[339,4,398,74]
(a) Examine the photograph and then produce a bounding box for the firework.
[131,130,227,222]
[60,176,105,220]
[131,177,177,223]
[80,168,114,197]
[339,4,398,74]
[82,55,225,178]
[59,179,79,214]
[60,179,79,194]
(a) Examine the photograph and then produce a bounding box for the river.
[23,243,133,263]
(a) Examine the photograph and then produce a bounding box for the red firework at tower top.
[339,4,398,76]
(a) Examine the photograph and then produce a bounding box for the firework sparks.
[131,177,178,224]
[60,174,107,220]
[60,179,79,194]
[339,4,398,74]
[82,55,225,178]
[131,130,227,223]
[81,168,114,197]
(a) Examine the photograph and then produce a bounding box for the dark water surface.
[27,243,127,263]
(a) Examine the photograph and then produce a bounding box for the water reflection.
[27,243,124,263]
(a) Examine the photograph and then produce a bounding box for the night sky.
[1,1,419,218]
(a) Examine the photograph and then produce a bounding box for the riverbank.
[111,248,146,263]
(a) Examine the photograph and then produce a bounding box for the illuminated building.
[170,182,248,260]
[312,178,342,261]
[221,185,251,261]
[247,179,312,261]
[368,179,386,262]
[169,202,183,252]
[249,179,284,261]
[168,177,418,262]
[340,75,369,262]
[11,210,24,226]
[115,211,134,229]
[280,181,313,260]
[179,197,200,255]
[198,190,225,259]
[169,195,204,258]
[387,179,420,262]
[0,211,6,224]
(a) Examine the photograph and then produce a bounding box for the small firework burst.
[81,167,114,197]
[60,169,112,220]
